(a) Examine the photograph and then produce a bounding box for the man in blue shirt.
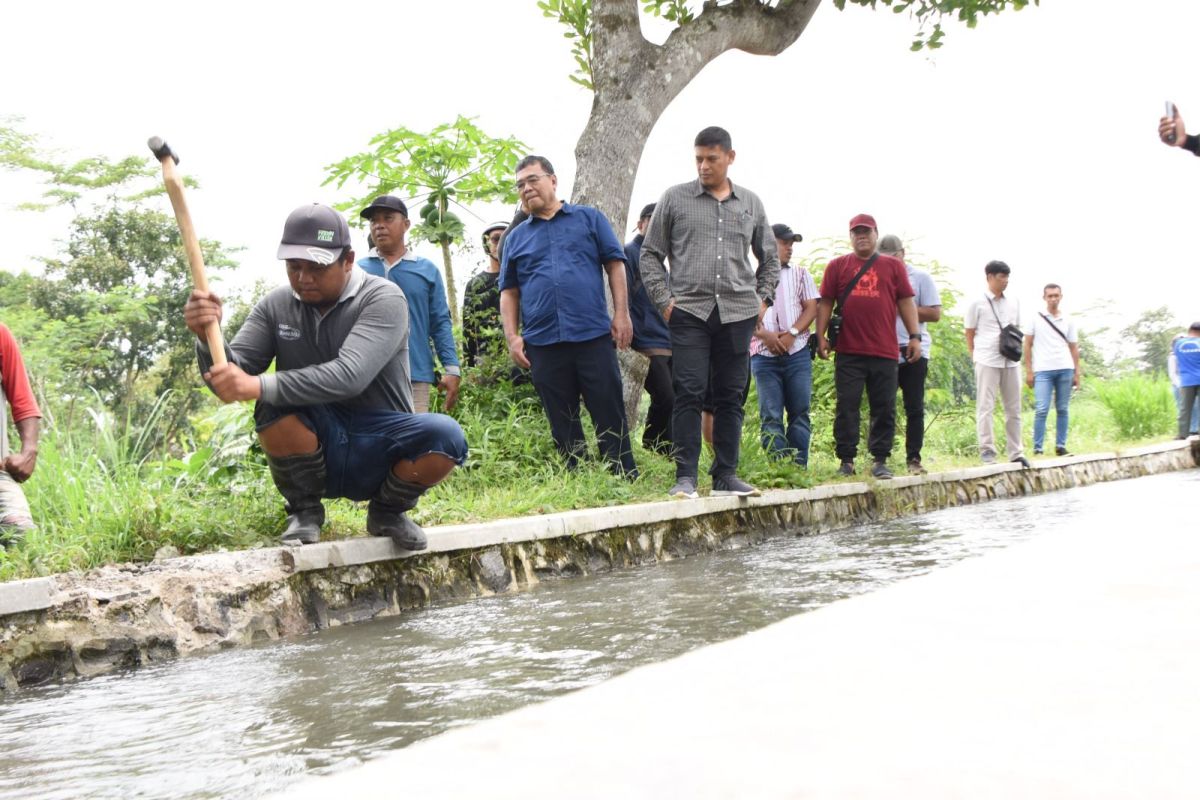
[1174,322,1200,439]
[500,155,637,478]
[358,196,461,413]
[625,202,674,455]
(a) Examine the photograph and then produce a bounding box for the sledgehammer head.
[147,136,179,165]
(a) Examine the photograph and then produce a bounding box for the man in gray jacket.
[183,204,468,549]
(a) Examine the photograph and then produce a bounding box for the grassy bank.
[0,371,1181,582]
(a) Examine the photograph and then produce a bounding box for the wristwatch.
[908,333,920,340]
[788,326,801,337]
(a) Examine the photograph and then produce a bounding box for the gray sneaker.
[871,461,894,479]
[711,475,761,497]
[669,477,699,500]
[837,461,855,477]
[981,451,997,465]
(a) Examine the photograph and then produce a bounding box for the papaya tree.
[541,0,1039,425]
[323,116,528,325]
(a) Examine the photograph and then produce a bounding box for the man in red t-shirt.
[0,323,41,542]
[816,214,921,479]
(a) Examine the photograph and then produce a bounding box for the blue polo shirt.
[358,250,460,383]
[499,203,626,346]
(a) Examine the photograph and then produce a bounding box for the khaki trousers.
[975,363,1024,460]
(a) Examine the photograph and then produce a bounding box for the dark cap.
[360,195,408,220]
[849,213,877,231]
[771,223,802,243]
[277,204,351,265]
[879,234,903,254]
[1190,321,1200,331]
[639,203,657,220]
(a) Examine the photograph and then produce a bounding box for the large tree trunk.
[438,197,460,326]
[570,0,823,429]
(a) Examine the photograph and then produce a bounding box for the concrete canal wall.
[1,441,1195,693]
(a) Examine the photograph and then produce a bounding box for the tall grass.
[1,394,280,580]
[0,371,1185,582]
[1094,374,1176,440]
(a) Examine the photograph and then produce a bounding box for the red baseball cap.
[848,213,877,231]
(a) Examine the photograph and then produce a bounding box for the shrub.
[1094,374,1176,440]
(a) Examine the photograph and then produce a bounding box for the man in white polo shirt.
[965,260,1028,467]
[1023,283,1081,456]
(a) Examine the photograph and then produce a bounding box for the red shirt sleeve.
[0,324,41,422]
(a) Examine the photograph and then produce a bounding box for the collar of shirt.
[690,178,741,201]
[527,202,574,223]
[367,247,419,269]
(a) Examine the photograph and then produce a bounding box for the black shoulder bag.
[988,297,1023,362]
[825,253,878,349]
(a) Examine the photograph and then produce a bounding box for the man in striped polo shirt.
[749,223,818,467]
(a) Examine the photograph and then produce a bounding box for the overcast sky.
[3,0,1198,339]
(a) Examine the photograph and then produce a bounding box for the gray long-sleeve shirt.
[639,179,779,324]
[197,269,415,413]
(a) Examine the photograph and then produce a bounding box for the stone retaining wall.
[1,442,1195,694]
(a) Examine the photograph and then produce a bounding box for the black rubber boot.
[367,471,429,551]
[266,448,326,546]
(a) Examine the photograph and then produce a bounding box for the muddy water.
[0,470,1192,800]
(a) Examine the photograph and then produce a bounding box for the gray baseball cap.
[879,234,904,255]
[277,204,351,265]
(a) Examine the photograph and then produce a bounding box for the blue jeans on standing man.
[1032,368,1074,452]
[750,349,813,466]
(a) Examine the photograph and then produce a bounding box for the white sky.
[3,0,1198,338]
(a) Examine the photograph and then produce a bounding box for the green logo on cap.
[317,229,334,242]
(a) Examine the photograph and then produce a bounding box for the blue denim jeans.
[751,350,813,465]
[1033,368,1074,451]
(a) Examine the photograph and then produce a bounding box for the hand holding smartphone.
[1166,101,1178,144]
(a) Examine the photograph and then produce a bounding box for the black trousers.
[833,353,898,462]
[526,335,637,477]
[897,356,929,463]
[642,354,674,455]
[669,307,756,480]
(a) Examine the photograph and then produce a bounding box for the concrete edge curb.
[283,442,1196,575]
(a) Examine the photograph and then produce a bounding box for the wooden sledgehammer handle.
[147,136,227,366]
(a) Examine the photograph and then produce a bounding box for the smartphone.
[1166,100,1177,144]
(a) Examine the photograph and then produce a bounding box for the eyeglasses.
[514,173,551,191]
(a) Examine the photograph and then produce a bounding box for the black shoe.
[1012,456,1031,469]
[366,505,428,551]
[369,472,430,551]
[281,507,325,545]
[1055,447,1071,456]
[1033,449,1043,456]
[871,461,893,479]
[838,461,855,477]
[711,475,761,497]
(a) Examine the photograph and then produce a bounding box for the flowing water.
[0,469,1193,799]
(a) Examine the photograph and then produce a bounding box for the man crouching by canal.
[183,204,467,549]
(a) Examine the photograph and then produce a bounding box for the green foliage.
[0,116,186,209]
[1120,305,1181,375]
[542,0,1036,89]
[1094,373,1176,441]
[324,115,528,325]
[834,0,1039,51]
[539,0,595,89]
